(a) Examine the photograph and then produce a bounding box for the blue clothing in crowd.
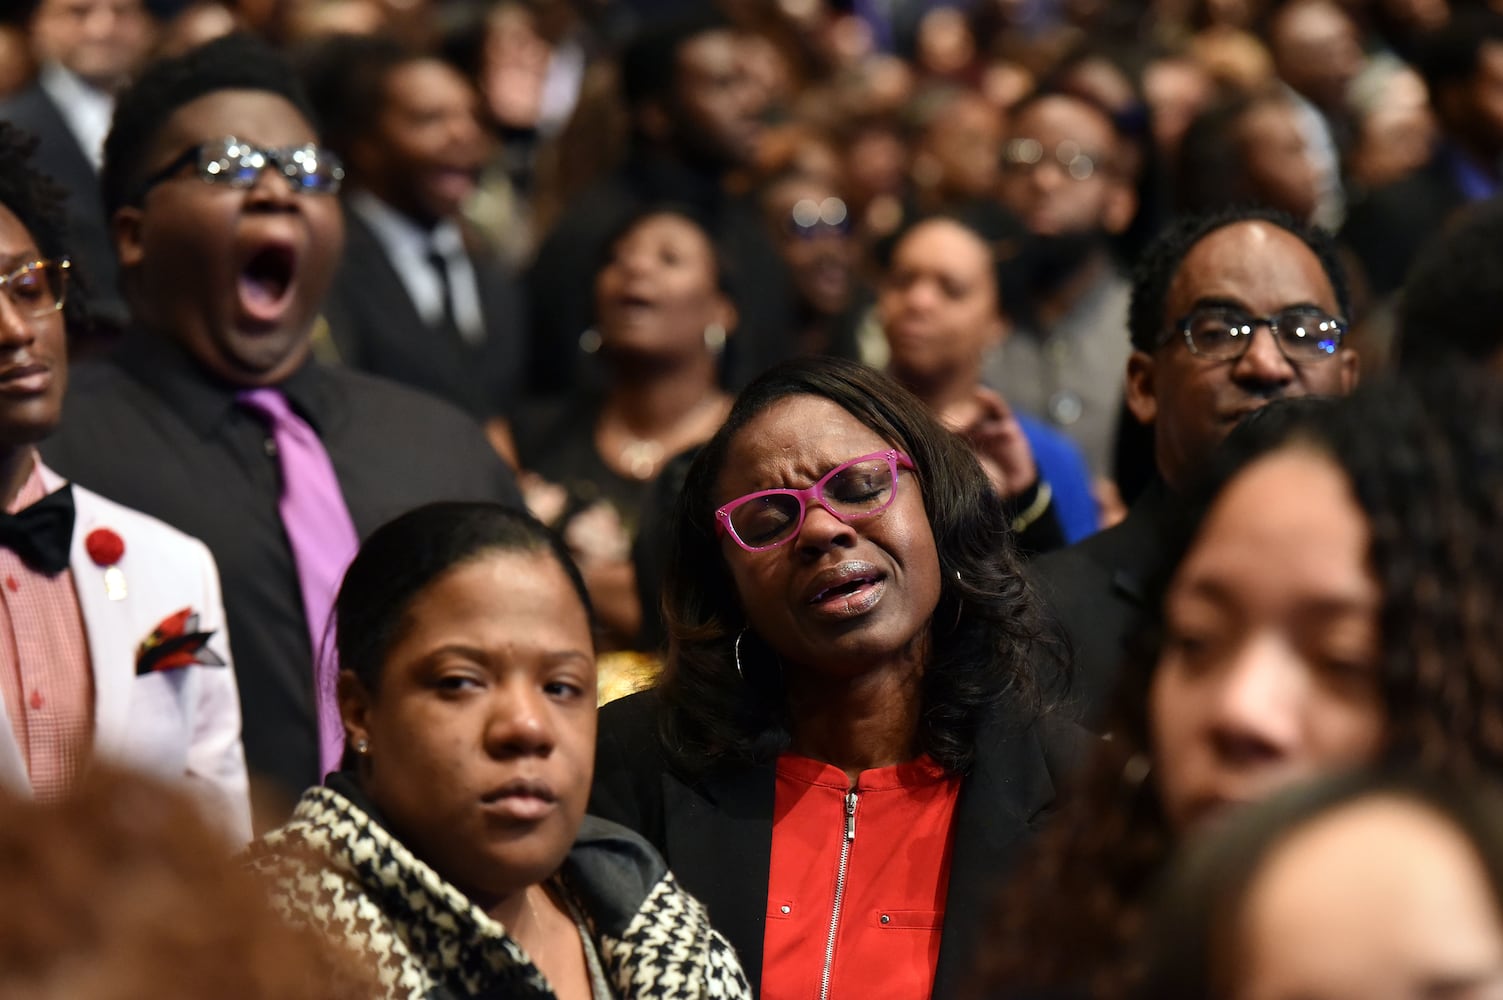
[1018,413,1097,544]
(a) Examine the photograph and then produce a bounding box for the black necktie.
[0,484,75,576]
[426,249,463,342]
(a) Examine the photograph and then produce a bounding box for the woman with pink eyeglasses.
[589,356,1084,1000]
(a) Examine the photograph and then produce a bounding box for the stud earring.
[704,322,727,353]
[353,737,370,755]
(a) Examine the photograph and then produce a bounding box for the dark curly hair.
[1127,206,1351,353]
[973,369,1503,999]
[0,122,87,331]
[655,356,1064,777]
[101,33,319,220]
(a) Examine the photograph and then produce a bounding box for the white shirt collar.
[38,63,114,172]
[347,191,483,343]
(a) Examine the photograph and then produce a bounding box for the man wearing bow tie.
[0,122,250,841]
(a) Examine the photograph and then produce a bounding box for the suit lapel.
[661,761,776,994]
[933,717,1061,998]
[343,210,436,339]
[20,88,98,196]
[53,474,134,759]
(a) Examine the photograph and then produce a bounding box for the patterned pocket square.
[136,608,226,676]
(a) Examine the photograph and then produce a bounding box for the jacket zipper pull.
[844,790,857,842]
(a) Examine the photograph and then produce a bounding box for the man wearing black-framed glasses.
[1031,206,1357,726]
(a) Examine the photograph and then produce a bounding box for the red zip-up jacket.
[762,753,962,1000]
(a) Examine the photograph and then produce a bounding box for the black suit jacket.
[1029,480,1180,726]
[590,690,1088,998]
[323,208,526,420]
[0,83,123,327]
[42,332,522,804]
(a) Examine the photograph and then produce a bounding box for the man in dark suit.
[302,36,524,442]
[1342,9,1503,296]
[0,0,154,331]
[1032,206,1358,724]
[40,34,521,824]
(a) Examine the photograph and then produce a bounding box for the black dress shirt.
[42,330,521,806]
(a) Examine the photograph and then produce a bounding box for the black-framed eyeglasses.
[715,449,915,552]
[136,135,345,201]
[0,258,70,319]
[1169,305,1347,363]
[785,197,851,239]
[1002,138,1103,181]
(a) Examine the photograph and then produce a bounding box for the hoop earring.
[950,568,964,630]
[735,628,746,682]
[1122,752,1151,789]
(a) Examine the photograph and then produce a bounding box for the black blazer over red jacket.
[589,690,1088,998]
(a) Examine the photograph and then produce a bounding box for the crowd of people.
[4,0,1503,997]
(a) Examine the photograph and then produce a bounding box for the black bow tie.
[0,484,75,576]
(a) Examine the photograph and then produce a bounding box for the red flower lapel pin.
[86,528,127,601]
[136,607,226,677]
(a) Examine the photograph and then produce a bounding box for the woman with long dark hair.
[976,372,1503,999]
[590,356,1081,999]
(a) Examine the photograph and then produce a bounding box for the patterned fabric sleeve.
[597,872,753,1000]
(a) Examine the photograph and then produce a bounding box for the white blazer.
[0,466,252,842]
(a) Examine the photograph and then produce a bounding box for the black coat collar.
[656,711,1073,998]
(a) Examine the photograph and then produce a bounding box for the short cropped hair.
[620,10,733,111]
[1006,86,1129,146]
[297,33,416,165]
[1127,206,1350,353]
[101,33,319,219]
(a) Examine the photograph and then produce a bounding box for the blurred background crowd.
[10,0,1503,997]
[6,0,1501,649]
[9,0,1497,659]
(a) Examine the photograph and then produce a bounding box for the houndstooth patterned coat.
[245,777,752,1000]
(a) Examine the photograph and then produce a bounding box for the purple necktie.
[238,387,359,781]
